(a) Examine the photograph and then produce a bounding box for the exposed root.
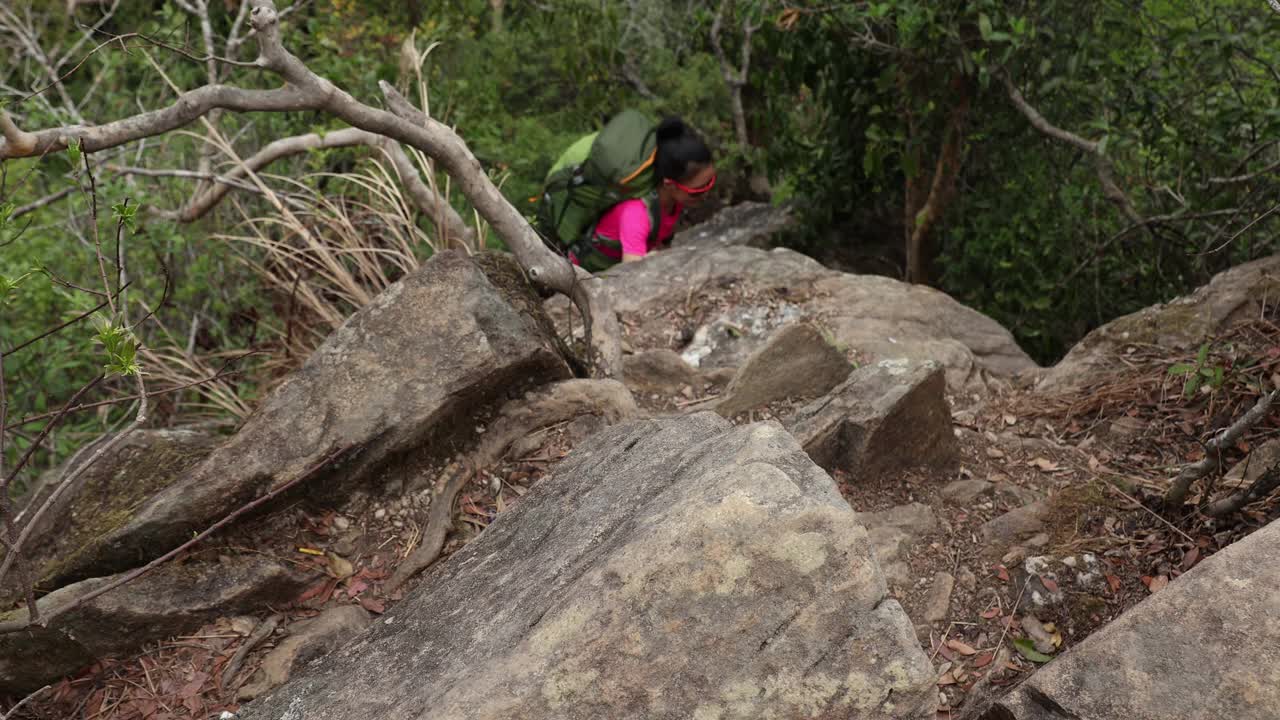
[385,462,471,594]
[220,614,280,693]
[384,379,639,592]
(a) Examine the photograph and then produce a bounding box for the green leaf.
[111,200,138,231]
[1167,363,1194,376]
[1096,136,1109,156]
[978,13,993,41]
[67,138,82,167]
[1012,637,1053,663]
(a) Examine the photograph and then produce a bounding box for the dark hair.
[654,116,712,185]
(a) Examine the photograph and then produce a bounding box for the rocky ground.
[7,210,1280,719]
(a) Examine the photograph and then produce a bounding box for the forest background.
[2,0,1277,489]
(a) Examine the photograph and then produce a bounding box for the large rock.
[43,251,570,588]
[672,201,795,249]
[787,358,958,481]
[715,323,853,417]
[0,556,310,695]
[587,244,1036,392]
[986,518,1280,719]
[241,413,935,720]
[1039,254,1280,393]
[2,428,217,603]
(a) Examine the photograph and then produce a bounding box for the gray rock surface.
[922,571,955,625]
[987,518,1280,719]
[981,502,1048,557]
[672,201,794,249]
[621,348,701,398]
[0,556,309,695]
[581,244,1036,393]
[853,502,939,588]
[50,251,570,587]
[238,606,373,700]
[787,359,958,482]
[941,478,994,505]
[241,413,935,720]
[715,323,852,417]
[1039,254,1280,393]
[3,428,217,600]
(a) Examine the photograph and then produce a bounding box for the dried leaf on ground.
[1147,574,1170,593]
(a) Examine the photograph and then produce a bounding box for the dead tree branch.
[0,1,608,369]
[1204,462,1280,517]
[998,67,1145,228]
[1164,389,1278,508]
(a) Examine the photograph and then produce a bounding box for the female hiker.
[576,116,716,267]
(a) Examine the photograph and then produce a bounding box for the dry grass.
[142,47,487,416]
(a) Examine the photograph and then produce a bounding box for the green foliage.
[1168,343,1228,399]
[91,314,141,377]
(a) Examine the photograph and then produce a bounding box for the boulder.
[715,323,853,417]
[672,201,795,249]
[44,251,570,588]
[241,413,935,720]
[808,272,1038,391]
[1039,254,1280,393]
[2,428,217,603]
[0,556,310,695]
[237,606,373,701]
[787,359,958,481]
[987,518,1280,720]
[586,244,1036,393]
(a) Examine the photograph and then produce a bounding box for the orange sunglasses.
[665,173,716,195]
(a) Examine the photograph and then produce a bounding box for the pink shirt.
[587,199,681,261]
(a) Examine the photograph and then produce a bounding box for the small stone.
[1027,532,1051,548]
[923,572,955,624]
[956,566,977,591]
[393,520,404,529]
[941,478,993,505]
[333,516,351,531]
[1003,547,1028,565]
[373,508,387,520]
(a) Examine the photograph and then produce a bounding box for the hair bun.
[656,116,687,143]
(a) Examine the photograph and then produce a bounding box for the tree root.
[1164,389,1277,509]
[383,379,638,593]
[221,614,280,692]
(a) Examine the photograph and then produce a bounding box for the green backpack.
[535,110,662,271]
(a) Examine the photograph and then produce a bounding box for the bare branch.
[1204,462,1280,517]
[2,0,609,369]
[12,185,77,219]
[1165,389,1278,509]
[998,67,1144,227]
